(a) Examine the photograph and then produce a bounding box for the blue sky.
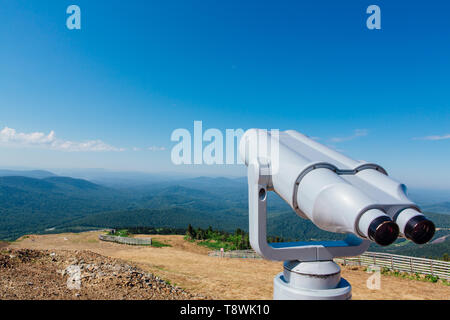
[0,1,449,189]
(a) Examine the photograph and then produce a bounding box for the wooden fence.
[335,251,449,280]
[208,249,262,259]
[99,234,152,246]
[208,250,449,280]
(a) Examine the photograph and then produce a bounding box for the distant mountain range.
[421,202,450,214]
[0,169,56,179]
[0,169,448,259]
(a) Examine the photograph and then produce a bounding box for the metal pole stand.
[273,260,351,300]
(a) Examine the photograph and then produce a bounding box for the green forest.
[0,174,449,260]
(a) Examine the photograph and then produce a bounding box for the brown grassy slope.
[9,232,450,300]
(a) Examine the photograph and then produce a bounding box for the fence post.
[410,258,413,273]
[391,255,394,270]
[430,260,434,276]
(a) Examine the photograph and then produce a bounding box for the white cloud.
[330,129,368,143]
[148,146,166,151]
[0,126,124,152]
[413,134,450,141]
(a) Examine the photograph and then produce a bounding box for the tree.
[186,224,195,239]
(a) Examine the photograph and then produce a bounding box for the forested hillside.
[0,173,448,259]
[0,176,130,239]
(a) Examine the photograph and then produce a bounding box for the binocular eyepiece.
[364,209,435,246]
[404,215,436,244]
[367,216,399,246]
[394,208,436,245]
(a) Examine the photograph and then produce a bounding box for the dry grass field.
[9,232,450,300]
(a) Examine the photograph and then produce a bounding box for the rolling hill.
[0,169,56,179]
[0,176,130,240]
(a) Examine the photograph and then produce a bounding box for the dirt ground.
[0,247,205,300]
[8,232,450,300]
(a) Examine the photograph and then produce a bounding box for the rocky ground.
[7,233,449,300]
[0,248,206,300]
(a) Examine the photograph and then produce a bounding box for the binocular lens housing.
[404,215,435,244]
[368,216,399,246]
[395,209,436,245]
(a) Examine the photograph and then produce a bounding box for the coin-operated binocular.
[239,129,435,299]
